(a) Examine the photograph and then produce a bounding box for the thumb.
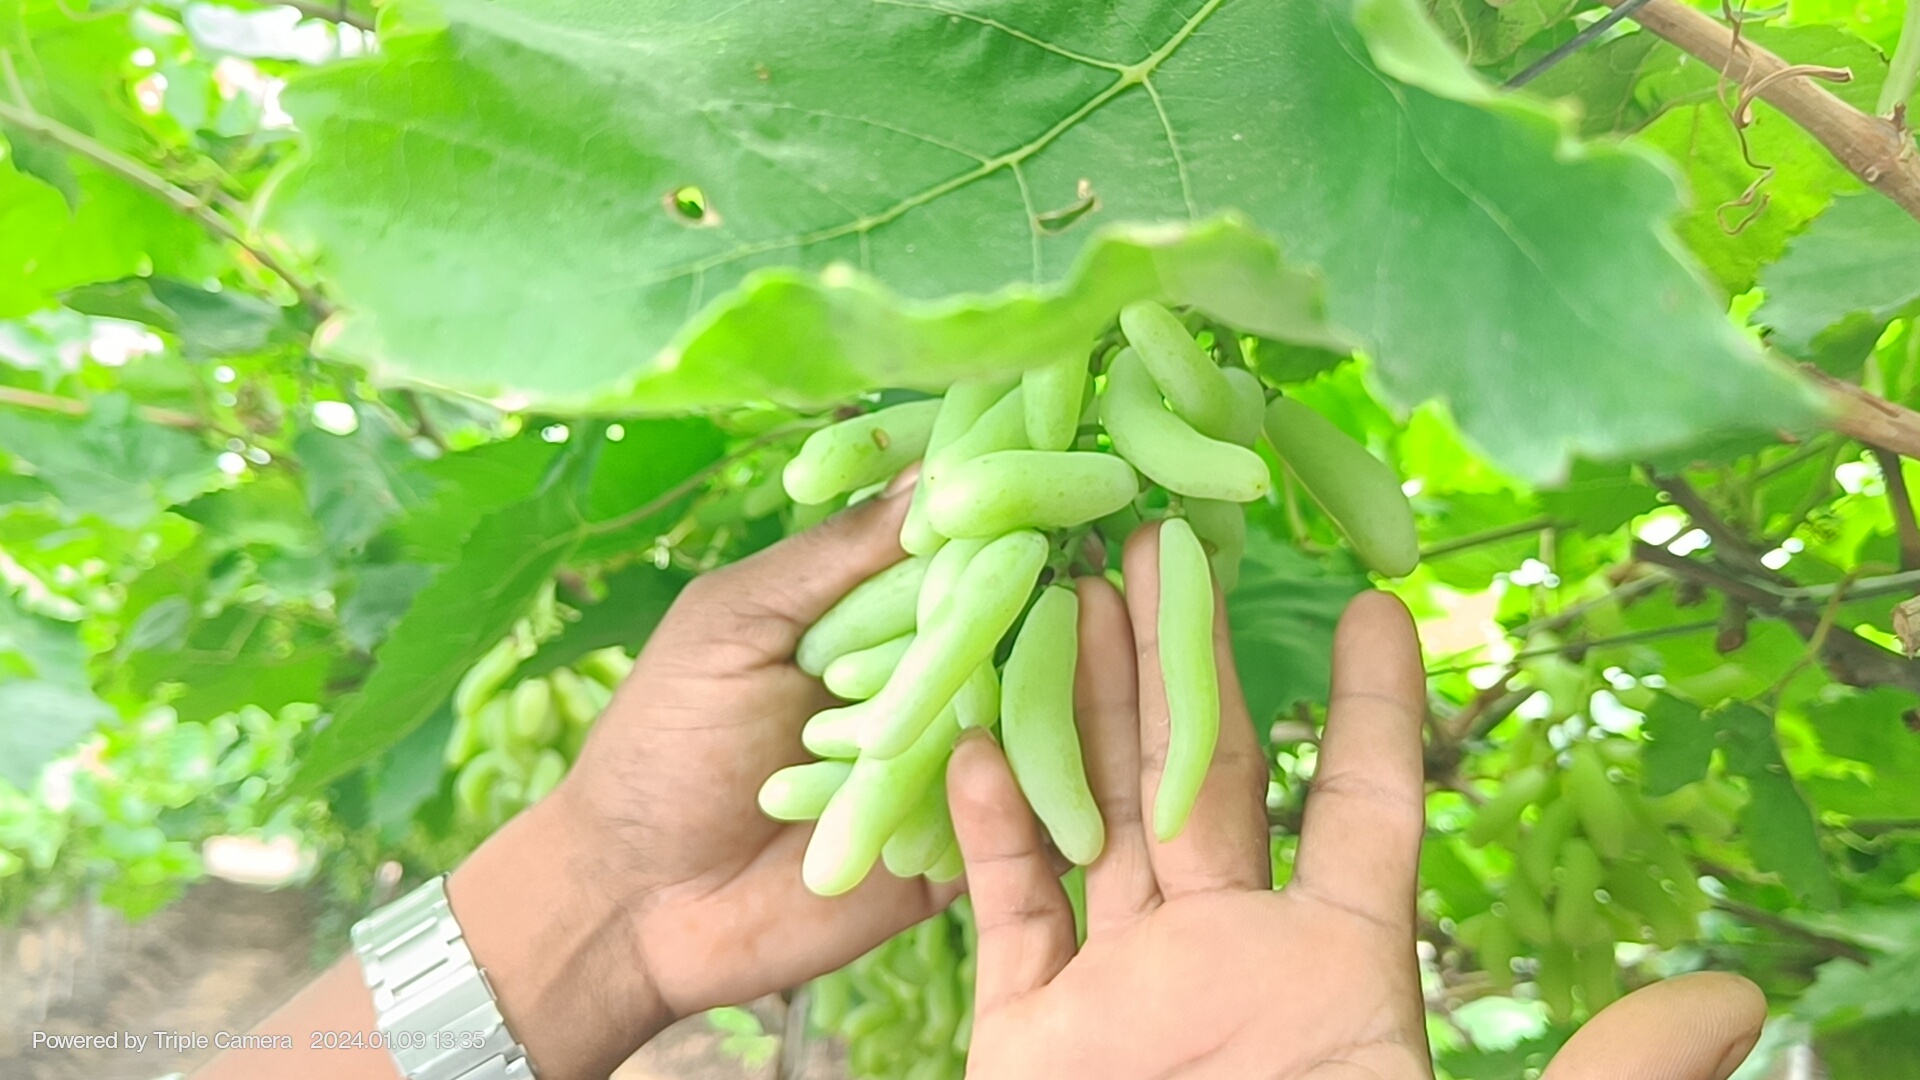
[1542,972,1766,1080]
[676,473,915,648]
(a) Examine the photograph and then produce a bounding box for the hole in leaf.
[667,185,716,225]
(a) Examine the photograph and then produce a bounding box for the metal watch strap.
[352,874,536,1080]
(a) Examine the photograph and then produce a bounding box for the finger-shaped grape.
[1603,859,1696,948]
[1536,942,1577,1023]
[1102,349,1271,502]
[759,760,855,821]
[1183,498,1247,594]
[1003,585,1105,865]
[796,555,930,676]
[1566,742,1633,860]
[444,708,485,768]
[455,636,521,719]
[1465,764,1550,848]
[926,840,963,883]
[456,750,514,820]
[549,667,608,727]
[477,696,513,749]
[1153,518,1221,841]
[784,400,942,505]
[1504,866,1555,947]
[856,530,1048,760]
[953,662,1000,731]
[576,646,633,689]
[1479,917,1520,992]
[1262,396,1418,576]
[903,377,1018,554]
[927,450,1140,538]
[1576,944,1619,1013]
[1118,301,1239,439]
[804,705,962,895]
[882,779,954,877]
[802,709,868,759]
[1219,367,1267,447]
[508,677,560,745]
[525,748,567,802]
[824,634,914,701]
[1551,838,1611,947]
[1023,353,1089,452]
[917,538,989,626]
[1519,794,1578,890]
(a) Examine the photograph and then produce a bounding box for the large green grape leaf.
[0,393,221,527]
[1717,701,1840,908]
[272,0,1817,481]
[1228,529,1369,729]
[1758,195,1920,361]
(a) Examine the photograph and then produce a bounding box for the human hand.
[950,523,1766,1080]
[446,482,953,1078]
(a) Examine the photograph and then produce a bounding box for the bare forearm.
[193,788,669,1080]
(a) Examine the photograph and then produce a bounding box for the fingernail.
[883,464,921,497]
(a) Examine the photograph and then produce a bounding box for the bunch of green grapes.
[761,301,1419,896]
[1457,730,1734,1021]
[808,904,975,1080]
[442,625,633,829]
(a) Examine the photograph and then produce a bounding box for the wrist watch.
[353,874,537,1079]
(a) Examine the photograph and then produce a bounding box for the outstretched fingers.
[1073,574,1161,933]
[1289,591,1427,931]
[947,731,1078,1013]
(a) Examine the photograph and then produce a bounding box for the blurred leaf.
[1538,461,1656,535]
[1758,195,1920,364]
[573,418,728,562]
[0,393,220,526]
[297,420,433,554]
[63,277,288,358]
[0,591,90,687]
[1642,693,1716,796]
[1426,0,1581,66]
[1816,1012,1920,1080]
[1229,529,1369,727]
[1799,948,1920,1029]
[1718,702,1840,908]
[339,562,435,653]
[368,702,454,832]
[1798,689,1920,819]
[0,680,114,788]
[1420,835,1496,918]
[292,478,584,793]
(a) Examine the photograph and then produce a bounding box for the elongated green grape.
[844,530,1048,760]
[926,841,963,883]
[803,709,868,759]
[804,704,962,895]
[1262,396,1418,576]
[1118,301,1239,439]
[1219,367,1266,447]
[508,677,560,745]
[1577,944,1619,1013]
[444,708,485,768]
[1465,764,1550,847]
[784,400,942,505]
[1023,353,1089,452]
[759,760,855,821]
[1153,518,1220,841]
[953,662,1000,730]
[1503,866,1555,946]
[1183,498,1247,594]
[455,636,521,718]
[549,667,608,727]
[1479,917,1520,992]
[456,749,515,820]
[902,377,1018,554]
[1101,349,1271,502]
[918,538,989,626]
[1537,942,1577,1022]
[882,778,954,877]
[796,556,930,676]
[477,696,513,749]
[1604,860,1695,948]
[1552,838,1611,947]
[824,634,914,701]
[1565,742,1633,860]
[525,748,567,802]
[576,646,633,688]
[1519,793,1579,889]
[1003,585,1105,865]
[927,450,1139,538]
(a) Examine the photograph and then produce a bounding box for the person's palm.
[953,524,1765,1080]
[558,483,953,1020]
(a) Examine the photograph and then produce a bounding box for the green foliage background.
[3,0,1920,1074]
